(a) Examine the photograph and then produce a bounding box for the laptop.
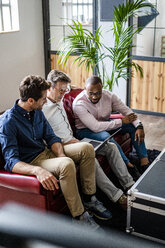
[81,128,121,153]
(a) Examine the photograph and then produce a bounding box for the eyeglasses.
[88,91,102,97]
[54,87,70,94]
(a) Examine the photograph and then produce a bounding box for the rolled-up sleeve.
[74,102,122,132]
[0,120,20,172]
[111,94,139,127]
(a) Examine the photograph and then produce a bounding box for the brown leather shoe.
[118,194,127,211]
[140,157,149,166]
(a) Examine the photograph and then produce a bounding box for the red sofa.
[0,87,132,214]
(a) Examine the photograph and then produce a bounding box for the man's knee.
[61,157,76,176]
[78,142,95,158]
[107,142,118,151]
[98,131,110,141]
[106,142,121,155]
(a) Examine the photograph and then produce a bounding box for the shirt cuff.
[47,137,62,148]
[135,121,143,128]
[5,158,21,172]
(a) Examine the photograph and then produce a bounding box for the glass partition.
[132,0,165,58]
[49,0,93,51]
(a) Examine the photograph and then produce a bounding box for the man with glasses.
[73,75,149,174]
[0,75,111,230]
[43,70,135,212]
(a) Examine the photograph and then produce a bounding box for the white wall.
[98,4,127,103]
[0,0,45,111]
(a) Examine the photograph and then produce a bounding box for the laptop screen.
[89,140,101,148]
[80,128,122,152]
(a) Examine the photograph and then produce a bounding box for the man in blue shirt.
[0,75,111,230]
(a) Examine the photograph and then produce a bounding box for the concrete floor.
[137,113,165,151]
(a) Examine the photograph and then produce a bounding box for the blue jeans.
[76,123,148,166]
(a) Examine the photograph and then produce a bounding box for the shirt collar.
[14,99,35,118]
[46,97,61,107]
[84,90,91,103]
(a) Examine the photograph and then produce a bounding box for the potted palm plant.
[57,0,154,91]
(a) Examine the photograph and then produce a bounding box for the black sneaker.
[84,196,112,220]
[139,164,149,174]
[127,165,141,181]
[73,211,100,230]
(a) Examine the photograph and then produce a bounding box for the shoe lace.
[94,199,106,212]
[86,214,96,225]
[80,212,99,230]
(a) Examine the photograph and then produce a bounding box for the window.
[62,0,93,25]
[49,0,93,51]
[0,0,19,33]
[132,0,165,58]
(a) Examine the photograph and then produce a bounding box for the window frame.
[127,0,165,112]
[62,0,93,25]
[42,0,98,76]
[0,0,19,33]
[0,0,12,32]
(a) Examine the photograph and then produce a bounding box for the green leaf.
[55,0,156,91]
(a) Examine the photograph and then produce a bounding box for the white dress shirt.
[43,98,74,143]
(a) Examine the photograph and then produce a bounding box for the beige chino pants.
[31,142,96,217]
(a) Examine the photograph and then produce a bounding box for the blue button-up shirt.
[0,100,61,172]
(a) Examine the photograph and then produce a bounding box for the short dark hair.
[19,75,51,102]
[86,76,102,87]
[47,70,71,88]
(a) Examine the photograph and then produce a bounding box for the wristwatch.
[136,122,143,130]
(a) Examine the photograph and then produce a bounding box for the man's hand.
[12,161,59,191]
[135,129,145,145]
[63,139,79,145]
[51,142,66,158]
[36,167,59,191]
[122,113,137,124]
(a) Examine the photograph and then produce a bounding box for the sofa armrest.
[0,171,42,194]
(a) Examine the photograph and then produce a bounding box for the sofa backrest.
[63,87,83,136]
